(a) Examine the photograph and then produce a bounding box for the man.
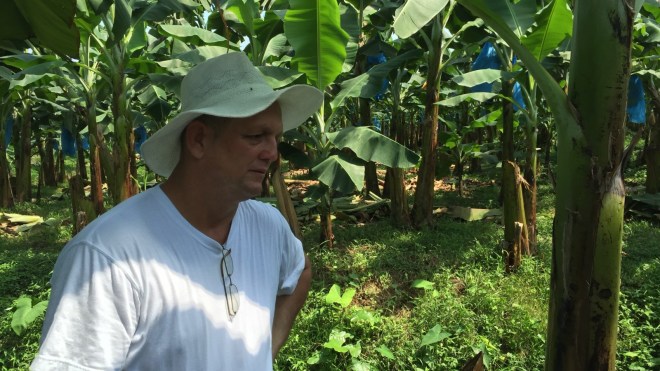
[31,52,323,370]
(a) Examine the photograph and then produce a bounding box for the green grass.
[0,195,71,369]
[0,174,658,370]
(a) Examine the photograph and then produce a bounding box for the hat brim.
[141,84,323,177]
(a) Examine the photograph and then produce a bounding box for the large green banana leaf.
[138,0,199,22]
[257,66,304,89]
[88,0,198,44]
[521,0,573,61]
[226,0,258,37]
[340,4,360,73]
[479,0,537,38]
[312,153,364,194]
[159,25,229,45]
[326,126,420,168]
[436,92,499,107]
[159,45,237,70]
[330,49,423,110]
[452,69,519,88]
[457,0,577,136]
[392,0,450,39]
[284,0,350,90]
[0,0,79,57]
[1,56,65,89]
[263,34,289,61]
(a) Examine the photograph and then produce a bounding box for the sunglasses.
[220,247,240,318]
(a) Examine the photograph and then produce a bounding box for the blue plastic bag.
[60,127,77,157]
[4,116,13,148]
[513,82,526,112]
[471,42,501,93]
[627,75,646,124]
[134,126,147,154]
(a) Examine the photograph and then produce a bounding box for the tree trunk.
[109,60,137,204]
[319,192,334,248]
[43,135,57,186]
[56,149,65,183]
[359,97,381,198]
[411,17,443,227]
[15,106,32,202]
[389,109,411,227]
[36,134,44,202]
[501,81,528,271]
[523,119,538,255]
[69,174,96,235]
[75,132,88,182]
[364,161,380,198]
[87,95,105,216]
[456,160,464,197]
[545,1,632,369]
[469,128,483,173]
[0,131,12,208]
[271,159,302,239]
[645,86,660,193]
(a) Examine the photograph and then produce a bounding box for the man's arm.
[272,255,312,359]
[32,244,137,370]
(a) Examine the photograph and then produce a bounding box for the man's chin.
[242,183,264,199]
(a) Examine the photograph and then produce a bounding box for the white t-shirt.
[31,186,305,370]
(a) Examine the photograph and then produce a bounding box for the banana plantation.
[1,0,659,370]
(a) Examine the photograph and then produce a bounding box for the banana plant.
[389,0,461,227]
[0,0,79,58]
[282,0,421,247]
[74,0,201,205]
[631,3,660,192]
[438,0,573,266]
[0,53,68,203]
[0,66,15,207]
[458,0,634,368]
[221,0,308,238]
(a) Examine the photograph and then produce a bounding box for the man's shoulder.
[70,187,164,249]
[241,199,281,217]
[239,199,290,228]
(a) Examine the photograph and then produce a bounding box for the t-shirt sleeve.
[31,242,140,371]
[276,220,305,296]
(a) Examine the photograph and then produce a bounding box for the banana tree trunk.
[271,159,302,239]
[469,128,483,174]
[43,134,57,186]
[15,106,32,202]
[109,60,137,204]
[36,131,44,201]
[412,18,443,227]
[86,95,105,216]
[69,174,96,235]
[389,109,411,227]
[56,147,65,183]
[319,192,334,248]
[0,136,12,208]
[75,132,88,182]
[523,120,538,254]
[0,110,12,207]
[502,81,528,271]
[359,98,381,199]
[646,86,660,193]
[546,1,632,369]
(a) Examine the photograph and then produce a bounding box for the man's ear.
[182,119,211,160]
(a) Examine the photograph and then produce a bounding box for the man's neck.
[160,177,238,245]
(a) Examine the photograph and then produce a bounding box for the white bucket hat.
[141,52,323,177]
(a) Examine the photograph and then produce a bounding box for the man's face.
[202,103,283,200]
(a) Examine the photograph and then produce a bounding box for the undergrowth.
[0,178,658,370]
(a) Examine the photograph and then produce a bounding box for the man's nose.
[261,136,279,162]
